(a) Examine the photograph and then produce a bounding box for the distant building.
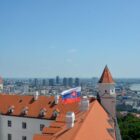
[23,85,29,93]
[63,78,68,87]
[74,78,80,87]
[49,79,54,86]
[56,76,60,85]
[33,78,39,87]
[42,79,47,87]
[68,78,73,87]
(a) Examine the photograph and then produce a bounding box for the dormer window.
[40,108,46,117]
[8,106,15,114]
[22,107,28,115]
[52,109,60,119]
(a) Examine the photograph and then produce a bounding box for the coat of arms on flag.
[60,87,81,104]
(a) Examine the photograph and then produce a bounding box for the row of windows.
[8,121,26,129]
[8,120,45,131]
[8,134,26,140]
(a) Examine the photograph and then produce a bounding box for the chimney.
[55,95,59,104]
[80,96,89,111]
[34,91,39,100]
[66,112,75,129]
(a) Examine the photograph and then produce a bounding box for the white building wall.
[0,115,53,140]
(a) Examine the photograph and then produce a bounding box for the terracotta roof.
[33,100,116,140]
[99,65,114,83]
[0,94,82,119]
[0,94,116,140]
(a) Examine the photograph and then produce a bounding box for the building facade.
[0,115,52,140]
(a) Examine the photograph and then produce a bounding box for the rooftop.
[99,65,115,84]
[0,94,116,140]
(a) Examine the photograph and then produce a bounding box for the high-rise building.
[68,78,73,87]
[42,79,47,87]
[33,78,39,87]
[49,79,54,86]
[56,76,60,85]
[63,78,68,87]
[75,78,80,87]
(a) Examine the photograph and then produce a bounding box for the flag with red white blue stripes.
[60,87,81,104]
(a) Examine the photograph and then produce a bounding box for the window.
[22,136,27,140]
[8,120,12,127]
[8,134,12,140]
[22,122,27,129]
[40,124,45,131]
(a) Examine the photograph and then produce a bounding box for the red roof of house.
[0,94,82,119]
[99,66,114,83]
[33,100,116,140]
[0,94,116,140]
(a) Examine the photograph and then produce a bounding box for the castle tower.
[98,66,116,119]
[0,76,3,93]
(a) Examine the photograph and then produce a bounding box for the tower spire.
[98,65,114,83]
[98,66,116,119]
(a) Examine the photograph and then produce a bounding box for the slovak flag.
[60,87,81,104]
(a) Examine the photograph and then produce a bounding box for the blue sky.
[0,0,140,78]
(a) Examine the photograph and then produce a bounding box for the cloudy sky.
[0,0,140,78]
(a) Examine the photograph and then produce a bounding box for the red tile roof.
[0,94,116,140]
[99,65,115,83]
[33,101,116,140]
[0,94,82,119]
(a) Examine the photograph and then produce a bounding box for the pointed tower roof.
[99,66,114,84]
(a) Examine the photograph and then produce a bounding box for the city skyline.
[1,0,140,78]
